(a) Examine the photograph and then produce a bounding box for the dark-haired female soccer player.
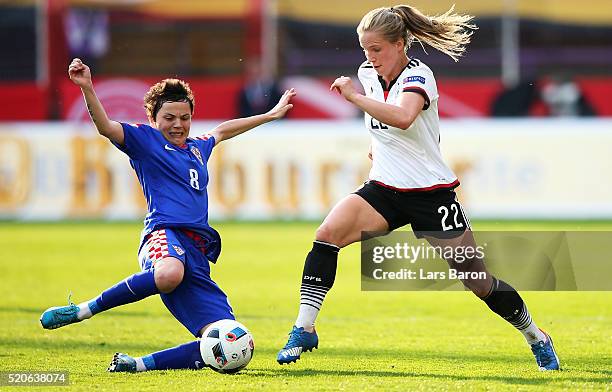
[277,5,559,371]
[40,58,295,372]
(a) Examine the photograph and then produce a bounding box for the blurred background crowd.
[1,0,611,122]
[2,1,612,221]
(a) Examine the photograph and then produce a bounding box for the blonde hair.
[357,4,477,62]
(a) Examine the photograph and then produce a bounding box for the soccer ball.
[200,319,254,374]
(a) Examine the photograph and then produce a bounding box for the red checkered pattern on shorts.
[181,229,207,255]
[146,229,169,265]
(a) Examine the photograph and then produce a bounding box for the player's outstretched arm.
[330,76,423,130]
[210,88,296,144]
[68,58,124,145]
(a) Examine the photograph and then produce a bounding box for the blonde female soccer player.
[277,5,559,371]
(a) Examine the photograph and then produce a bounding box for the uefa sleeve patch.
[403,76,426,84]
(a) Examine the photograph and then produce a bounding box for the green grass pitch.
[0,221,610,391]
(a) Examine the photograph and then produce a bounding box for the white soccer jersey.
[357,58,458,191]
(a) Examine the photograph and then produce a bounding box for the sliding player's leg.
[40,229,184,330]
[109,230,235,372]
[108,340,204,372]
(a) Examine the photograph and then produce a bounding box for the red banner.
[1,77,611,121]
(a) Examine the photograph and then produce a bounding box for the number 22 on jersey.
[370,117,388,130]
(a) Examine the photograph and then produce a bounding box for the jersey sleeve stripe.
[402,87,430,110]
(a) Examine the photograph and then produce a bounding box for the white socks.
[295,304,319,329]
[76,302,93,320]
[134,357,147,372]
[520,321,547,345]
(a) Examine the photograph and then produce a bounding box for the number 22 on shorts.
[438,203,464,231]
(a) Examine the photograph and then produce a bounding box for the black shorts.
[354,180,471,238]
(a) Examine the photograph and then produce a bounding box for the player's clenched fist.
[330,76,358,102]
[68,58,92,89]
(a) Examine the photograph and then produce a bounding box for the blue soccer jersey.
[113,123,221,260]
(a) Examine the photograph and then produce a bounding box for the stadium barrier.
[0,119,611,220]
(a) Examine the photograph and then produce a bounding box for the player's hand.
[330,76,359,102]
[68,58,93,89]
[267,88,296,120]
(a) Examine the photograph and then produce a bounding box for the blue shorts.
[138,228,234,337]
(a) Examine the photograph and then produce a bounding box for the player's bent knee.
[154,259,185,293]
[156,268,183,293]
[315,224,333,243]
[315,224,343,248]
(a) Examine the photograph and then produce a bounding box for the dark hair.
[144,78,195,121]
[357,5,477,62]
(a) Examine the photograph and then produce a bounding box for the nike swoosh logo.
[164,144,176,151]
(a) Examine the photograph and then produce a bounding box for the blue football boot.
[530,330,561,371]
[277,326,318,364]
[40,295,81,330]
[107,353,137,372]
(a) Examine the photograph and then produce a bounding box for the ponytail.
[357,5,477,62]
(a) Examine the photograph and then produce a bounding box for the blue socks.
[89,269,159,315]
[74,268,206,371]
[141,341,203,370]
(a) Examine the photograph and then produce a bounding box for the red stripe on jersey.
[195,134,211,141]
[402,86,430,110]
[372,179,459,193]
[383,90,389,101]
